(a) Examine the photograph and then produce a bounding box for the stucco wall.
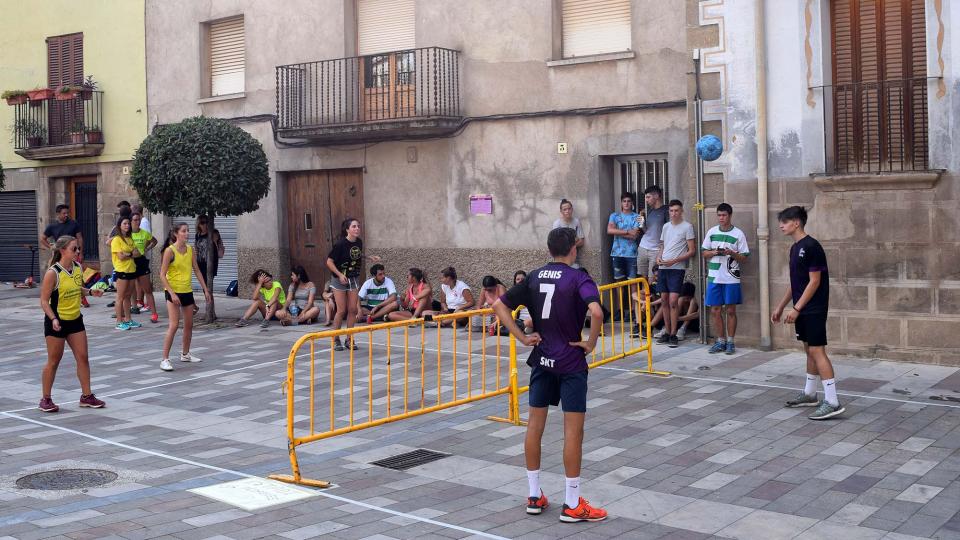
[692,0,960,364]
[0,0,147,168]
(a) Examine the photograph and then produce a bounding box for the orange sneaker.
[151,312,159,323]
[560,497,607,523]
[526,490,548,515]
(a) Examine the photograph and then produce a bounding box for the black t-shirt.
[328,238,363,278]
[43,219,81,241]
[789,235,829,314]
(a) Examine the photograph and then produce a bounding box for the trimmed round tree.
[0,158,5,191]
[130,116,270,321]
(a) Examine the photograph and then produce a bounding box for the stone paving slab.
[0,292,958,539]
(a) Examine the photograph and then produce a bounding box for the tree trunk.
[205,214,218,322]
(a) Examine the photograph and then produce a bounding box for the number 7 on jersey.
[539,283,555,319]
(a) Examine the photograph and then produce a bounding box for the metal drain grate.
[370,449,450,471]
[16,469,118,490]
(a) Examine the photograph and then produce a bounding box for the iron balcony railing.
[820,77,929,174]
[276,47,461,131]
[11,91,104,150]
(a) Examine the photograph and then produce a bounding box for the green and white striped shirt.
[701,225,749,284]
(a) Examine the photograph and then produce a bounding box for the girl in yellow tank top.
[159,223,212,372]
[38,235,105,412]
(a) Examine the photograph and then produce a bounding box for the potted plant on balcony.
[67,119,86,144]
[2,90,28,106]
[10,118,45,147]
[27,87,54,104]
[56,84,82,101]
[80,76,97,100]
[85,124,102,144]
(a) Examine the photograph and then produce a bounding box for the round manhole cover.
[16,469,118,490]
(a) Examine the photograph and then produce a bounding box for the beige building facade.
[145,0,689,298]
[688,0,960,364]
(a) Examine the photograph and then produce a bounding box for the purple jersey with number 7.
[499,262,601,374]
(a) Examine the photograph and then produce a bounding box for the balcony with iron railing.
[820,77,929,174]
[10,90,105,160]
[276,47,462,143]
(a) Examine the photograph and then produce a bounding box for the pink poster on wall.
[470,194,493,215]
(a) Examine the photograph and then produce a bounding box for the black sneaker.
[630,324,643,338]
[656,333,670,345]
[333,339,345,352]
[668,335,679,348]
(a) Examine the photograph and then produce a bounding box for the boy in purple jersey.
[493,227,607,523]
[772,206,844,420]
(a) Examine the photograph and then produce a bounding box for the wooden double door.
[286,169,364,288]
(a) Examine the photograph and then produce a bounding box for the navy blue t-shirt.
[789,235,829,314]
[500,262,601,374]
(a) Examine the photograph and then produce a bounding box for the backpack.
[225,279,239,297]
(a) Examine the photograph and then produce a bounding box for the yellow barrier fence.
[269,277,667,487]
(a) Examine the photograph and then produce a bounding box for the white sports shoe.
[676,327,687,341]
[180,352,202,363]
[160,359,174,372]
[654,328,666,339]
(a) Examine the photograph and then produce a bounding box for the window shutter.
[358,0,415,56]
[830,0,927,172]
[210,16,245,96]
[561,0,631,58]
[47,33,83,87]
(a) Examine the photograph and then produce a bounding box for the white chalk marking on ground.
[0,412,511,540]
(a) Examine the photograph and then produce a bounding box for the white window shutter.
[210,16,245,96]
[358,0,415,56]
[562,0,632,58]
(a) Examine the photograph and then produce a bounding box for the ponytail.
[48,235,76,268]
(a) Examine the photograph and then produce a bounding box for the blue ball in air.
[696,134,723,162]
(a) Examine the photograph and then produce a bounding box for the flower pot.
[26,136,43,147]
[5,95,27,106]
[85,131,103,144]
[27,88,54,101]
[68,132,85,144]
[56,90,79,101]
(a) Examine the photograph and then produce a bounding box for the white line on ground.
[0,411,510,540]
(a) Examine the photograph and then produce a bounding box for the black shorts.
[115,271,137,281]
[528,364,588,413]
[134,257,151,277]
[657,269,686,294]
[795,311,828,347]
[164,290,196,307]
[44,316,85,338]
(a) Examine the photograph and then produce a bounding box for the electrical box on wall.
[557,142,568,154]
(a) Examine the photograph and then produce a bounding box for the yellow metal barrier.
[269,309,515,487]
[270,277,668,487]
[493,276,670,426]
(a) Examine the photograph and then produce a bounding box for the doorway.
[286,169,365,287]
[69,177,99,263]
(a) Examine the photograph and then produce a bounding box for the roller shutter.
[358,0,415,55]
[0,191,39,281]
[173,215,238,293]
[562,0,632,58]
[210,16,245,96]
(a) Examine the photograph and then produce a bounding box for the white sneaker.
[180,352,202,363]
[160,359,174,372]
[676,327,687,341]
[654,328,666,339]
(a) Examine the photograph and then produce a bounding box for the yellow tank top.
[50,262,83,321]
[166,244,194,294]
[111,235,136,273]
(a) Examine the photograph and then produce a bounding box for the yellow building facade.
[0,0,147,277]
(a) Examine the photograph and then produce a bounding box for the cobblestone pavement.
[0,291,958,539]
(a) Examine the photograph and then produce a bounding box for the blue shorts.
[705,282,742,306]
[611,257,637,281]
[528,365,588,413]
[657,269,686,294]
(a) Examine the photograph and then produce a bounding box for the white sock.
[823,378,839,406]
[804,373,818,396]
[527,470,540,499]
[564,477,580,508]
[716,337,726,344]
